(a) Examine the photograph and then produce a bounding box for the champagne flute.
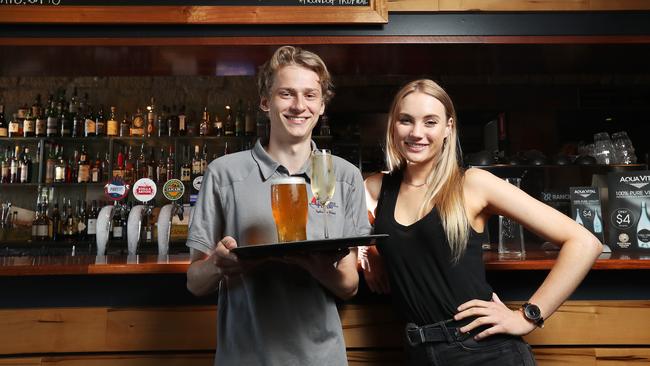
[311,149,335,239]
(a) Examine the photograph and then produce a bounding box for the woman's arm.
[456,168,603,339]
[359,173,391,294]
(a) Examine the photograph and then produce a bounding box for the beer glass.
[271,177,308,243]
[311,149,335,239]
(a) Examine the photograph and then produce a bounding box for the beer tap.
[127,200,154,255]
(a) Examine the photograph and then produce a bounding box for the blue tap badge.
[104,178,130,201]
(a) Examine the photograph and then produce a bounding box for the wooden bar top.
[0,251,649,276]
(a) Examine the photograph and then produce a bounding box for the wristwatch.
[521,303,544,328]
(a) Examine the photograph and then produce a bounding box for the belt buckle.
[406,324,425,346]
[453,327,472,342]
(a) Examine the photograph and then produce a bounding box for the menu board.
[0,0,388,24]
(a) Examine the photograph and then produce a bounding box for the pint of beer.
[271,177,308,242]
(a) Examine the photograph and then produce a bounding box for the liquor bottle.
[102,152,110,181]
[95,105,106,137]
[59,102,72,137]
[199,107,210,136]
[49,201,61,241]
[124,146,135,183]
[76,200,87,241]
[106,106,119,137]
[191,145,202,179]
[575,208,584,226]
[131,108,145,137]
[146,147,156,179]
[86,200,98,243]
[319,114,331,136]
[223,141,230,156]
[19,146,31,183]
[91,152,101,183]
[112,205,123,240]
[45,144,57,184]
[186,109,197,136]
[146,97,156,137]
[9,146,20,183]
[8,113,20,138]
[166,145,175,181]
[235,99,244,137]
[32,202,50,241]
[167,105,179,137]
[34,96,47,138]
[201,143,208,174]
[213,114,224,136]
[637,201,650,249]
[67,149,77,183]
[245,101,256,136]
[0,103,7,137]
[119,113,131,137]
[69,87,79,116]
[180,145,191,183]
[256,109,268,138]
[156,107,167,138]
[136,143,147,180]
[178,105,187,136]
[0,147,9,183]
[156,148,167,183]
[23,108,35,137]
[84,107,96,137]
[77,144,90,183]
[224,104,234,136]
[64,199,76,239]
[71,108,83,138]
[113,147,125,179]
[46,96,59,137]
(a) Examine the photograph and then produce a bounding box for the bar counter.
[1,250,650,276]
[1,250,650,366]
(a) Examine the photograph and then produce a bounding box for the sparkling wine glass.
[311,149,335,239]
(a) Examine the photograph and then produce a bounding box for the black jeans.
[404,320,537,366]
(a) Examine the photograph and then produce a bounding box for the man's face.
[261,65,325,142]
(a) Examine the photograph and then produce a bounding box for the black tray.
[231,234,388,259]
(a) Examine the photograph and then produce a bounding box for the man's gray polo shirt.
[187,139,372,366]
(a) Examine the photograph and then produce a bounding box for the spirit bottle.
[0,147,9,183]
[59,102,72,137]
[146,97,156,137]
[178,105,187,136]
[119,113,131,137]
[77,144,90,183]
[191,144,202,179]
[106,106,119,137]
[49,201,61,241]
[637,201,650,249]
[156,148,167,183]
[0,103,7,137]
[224,104,234,136]
[86,200,98,243]
[23,108,35,137]
[84,107,96,137]
[10,146,20,184]
[19,146,31,183]
[199,107,210,136]
[180,145,191,183]
[131,108,145,137]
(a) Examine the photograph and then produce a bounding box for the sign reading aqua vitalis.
[133,178,158,203]
[104,178,130,201]
[163,179,185,201]
[607,170,650,251]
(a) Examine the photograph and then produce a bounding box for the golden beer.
[271,177,308,242]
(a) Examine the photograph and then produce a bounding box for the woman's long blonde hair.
[385,79,468,263]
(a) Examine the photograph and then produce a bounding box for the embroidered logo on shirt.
[309,197,337,215]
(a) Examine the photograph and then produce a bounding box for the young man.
[186,46,371,366]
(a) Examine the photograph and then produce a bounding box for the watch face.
[524,304,541,321]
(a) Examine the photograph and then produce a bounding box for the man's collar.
[251,138,318,182]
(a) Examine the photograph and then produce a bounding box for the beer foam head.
[272,176,306,185]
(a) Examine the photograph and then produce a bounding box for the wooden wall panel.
[0,308,106,355]
[105,307,216,351]
[40,354,213,366]
[0,359,41,366]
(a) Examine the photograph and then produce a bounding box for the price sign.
[611,208,633,229]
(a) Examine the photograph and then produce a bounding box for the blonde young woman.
[362,79,602,365]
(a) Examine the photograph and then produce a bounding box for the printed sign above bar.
[0,0,388,24]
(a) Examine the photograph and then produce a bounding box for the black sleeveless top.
[374,171,493,326]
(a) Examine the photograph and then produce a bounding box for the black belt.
[405,321,471,346]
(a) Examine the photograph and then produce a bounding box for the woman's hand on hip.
[454,293,536,340]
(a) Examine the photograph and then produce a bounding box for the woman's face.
[393,91,451,167]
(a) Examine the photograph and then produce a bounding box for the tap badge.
[163,179,185,201]
[133,178,157,203]
[104,178,130,201]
